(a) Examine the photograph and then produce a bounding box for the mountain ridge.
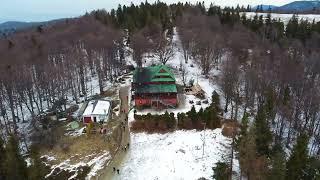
[0,19,66,37]
[254,0,320,13]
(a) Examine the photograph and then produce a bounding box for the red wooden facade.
[134,94,177,107]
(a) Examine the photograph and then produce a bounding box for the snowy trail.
[99,85,131,179]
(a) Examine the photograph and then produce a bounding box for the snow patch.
[113,129,231,180]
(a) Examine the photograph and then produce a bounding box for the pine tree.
[269,147,286,180]
[211,91,222,113]
[168,112,176,129]
[304,157,320,180]
[286,133,310,180]
[177,113,186,129]
[164,111,171,129]
[265,88,275,121]
[28,145,47,180]
[0,136,6,180]
[235,112,249,150]
[198,107,204,121]
[246,5,251,12]
[286,14,299,38]
[239,126,257,179]
[5,135,28,180]
[187,105,197,124]
[212,162,230,180]
[207,3,216,16]
[254,105,272,157]
[205,108,219,129]
[241,13,247,25]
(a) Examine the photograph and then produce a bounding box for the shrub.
[144,118,157,132]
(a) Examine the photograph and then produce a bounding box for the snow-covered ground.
[111,129,231,180]
[43,151,111,180]
[245,12,320,24]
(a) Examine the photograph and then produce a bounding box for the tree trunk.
[79,64,86,96]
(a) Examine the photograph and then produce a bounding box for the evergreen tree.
[304,157,320,180]
[187,105,197,124]
[198,107,204,121]
[239,126,257,179]
[240,13,247,26]
[286,133,310,180]
[168,112,176,129]
[28,145,47,180]
[211,91,222,113]
[265,13,272,31]
[246,5,251,12]
[207,3,216,16]
[0,136,6,180]
[205,108,220,129]
[269,147,286,180]
[286,14,299,39]
[251,14,260,32]
[212,162,230,180]
[164,110,170,128]
[235,112,249,150]
[177,112,186,129]
[265,88,275,121]
[254,105,272,157]
[5,135,28,180]
[258,15,264,29]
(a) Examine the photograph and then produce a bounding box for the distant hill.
[0,21,43,31]
[253,1,320,14]
[276,0,320,12]
[0,19,65,37]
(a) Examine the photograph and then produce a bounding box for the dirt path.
[98,86,130,180]
[119,86,130,114]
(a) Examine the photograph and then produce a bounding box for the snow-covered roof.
[82,100,111,116]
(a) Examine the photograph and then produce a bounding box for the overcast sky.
[0,0,297,23]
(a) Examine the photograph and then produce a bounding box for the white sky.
[0,0,297,23]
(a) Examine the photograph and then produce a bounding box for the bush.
[132,98,223,132]
[131,119,145,132]
[183,117,193,130]
[145,118,157,132]
[131,112,176,133]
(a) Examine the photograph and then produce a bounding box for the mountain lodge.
[132,65,178,109]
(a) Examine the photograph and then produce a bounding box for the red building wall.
[135,95,177,107]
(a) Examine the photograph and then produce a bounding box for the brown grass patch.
[41,134,111,164]
[40,118,123,164]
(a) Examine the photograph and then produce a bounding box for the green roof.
[135,84,177,94]
[151,78,175,82]
[133,65,176,83]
